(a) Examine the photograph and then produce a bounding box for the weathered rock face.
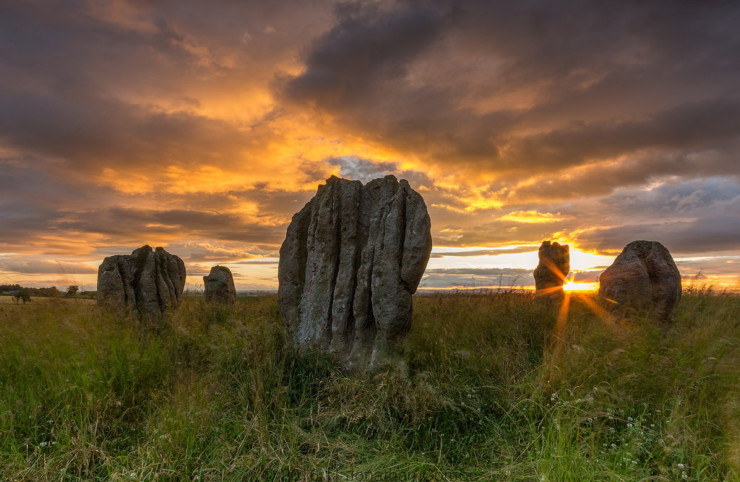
[97,245,186,319]
[598,240,681,321]
[534,241,570,298]
[278,175,432,370]
[203,266,236,304]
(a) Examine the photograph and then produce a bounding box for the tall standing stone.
[97,245,186,319]
[534,241,570,298]
[278,175,432,370]
[598,240,682,321]
[203,265,236,304]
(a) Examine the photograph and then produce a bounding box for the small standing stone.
[203,266,236,304]
[97,245,186,319]
[534,241,570,298]
[598,240,682,321]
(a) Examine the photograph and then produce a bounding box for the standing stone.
[534,241,570,298]
[598,240,681,321]
[97,245,186,319]
[203,266,236,304]
[278,175,432,370]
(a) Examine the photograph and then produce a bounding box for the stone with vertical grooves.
[598,240,681,321]
[97,245,186,319]
[278,175,432,370]
[534,241,570,298]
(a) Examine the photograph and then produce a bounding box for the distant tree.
[38,286,61,297]
[66,285,79,297]
[14,289,31,304]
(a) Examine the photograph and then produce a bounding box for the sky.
[1,0,739,292]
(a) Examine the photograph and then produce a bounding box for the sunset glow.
[563,281,599,293]
[0,1,738,292]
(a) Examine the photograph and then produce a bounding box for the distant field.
[0,290,737,480]
[0,295,95,304]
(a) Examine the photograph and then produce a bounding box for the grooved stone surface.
[97,245,186,319]
[598,240,682,321]
[278,175,432,370]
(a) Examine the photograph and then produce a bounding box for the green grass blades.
[0,291,737,480]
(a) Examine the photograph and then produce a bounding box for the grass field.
[0,296,96,305]
[0,288,738,480]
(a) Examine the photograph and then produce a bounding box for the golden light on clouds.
[464,198,504,212]
[0,1,738,291]
[500,211,571,224]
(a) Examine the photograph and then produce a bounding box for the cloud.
[420,267,533,289]
[575,215,740,256]
[328,157,400,184]
[573,177,740,255]
[0,258,97,274]
[55,207,286,244]
[601,177,740,219]
[280,1,456,109]
[1,0,739,287]
[0,93,247,171]
[279,0,740,190]
[431,246,537,258]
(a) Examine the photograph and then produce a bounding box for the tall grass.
[0,290,737,480]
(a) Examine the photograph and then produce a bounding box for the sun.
[563,281,599,292]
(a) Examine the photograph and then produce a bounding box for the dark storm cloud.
[0,92,251,171]
[0,0,331,95]
[601,178,740,218]
[153,186,317,222]
[0,158,112,250]
[509,147,740,203]
[280,0,740,186]
[281,1,456,108]
[0,0,334,179]
[0,157,283,253]
[575,215,740,256]
[2,0,739,287]
[56,207,284,244]
[500,99,740,174]
[573,177,740,254]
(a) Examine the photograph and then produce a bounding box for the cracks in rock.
[327,186,341,347]
[279,175,431,369]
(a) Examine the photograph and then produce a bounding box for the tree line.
[0,284,96,302]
